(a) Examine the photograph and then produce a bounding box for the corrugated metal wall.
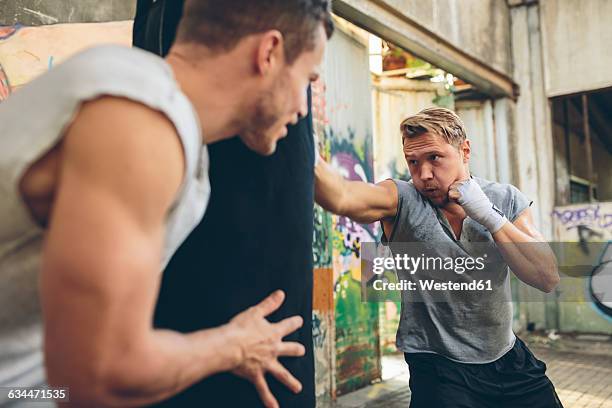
[372,77,449,183]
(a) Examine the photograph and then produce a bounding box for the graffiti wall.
[320,24,382,396]
[552,202,612,333]
[312,19,383,400]
[0,21,132,94]
[310,29,336,401]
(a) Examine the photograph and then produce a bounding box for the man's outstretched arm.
[314,156,398,223]
[41,97,304,408]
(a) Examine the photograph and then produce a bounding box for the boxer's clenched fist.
[448,178,507,233]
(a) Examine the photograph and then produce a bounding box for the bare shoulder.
[376,179,399,207]
[376,179,398,195]
[376,179,399,220]
[60,96,185,227]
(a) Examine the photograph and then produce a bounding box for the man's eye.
[408,160,418,165]
[430,155,440,161]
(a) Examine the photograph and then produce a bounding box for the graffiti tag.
[552,204,612,231]
[312,312,327,349]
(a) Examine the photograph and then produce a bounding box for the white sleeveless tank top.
[0,45,210,398]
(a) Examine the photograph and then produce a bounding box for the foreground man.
[133,1,331,407]
[0,1,332,406]
[316,107,563,407]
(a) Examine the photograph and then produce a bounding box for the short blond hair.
[400,107,467,147]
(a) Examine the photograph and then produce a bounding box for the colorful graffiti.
[0,26,17,102]
[553,202,612,330]
[312,267,334,403]
[312,77,330,127]
[0,21,132,93]
[0,25,21,41]
[313,311,327,349]
[552,204,612,232]
[0,62,10,102]
[328,130,382,395]
[311,25,387,400]
[589,242,612,319]
[313,204,332,268]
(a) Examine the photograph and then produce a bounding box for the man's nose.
[420,164,434,180]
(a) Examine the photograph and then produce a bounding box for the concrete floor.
[329,333,612,408]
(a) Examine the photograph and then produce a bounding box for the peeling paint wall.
[0,22,133,92]
[312,267,335,404]
[313,24,382,397]
[312,39,336,407]
[552,202,612,334]
[0,0,135,26]
[0,0,134,93]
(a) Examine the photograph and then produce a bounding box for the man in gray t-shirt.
[315,107,563,407]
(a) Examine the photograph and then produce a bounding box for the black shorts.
[404,337,564,408]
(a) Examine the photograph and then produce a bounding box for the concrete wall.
[509,2,555,239]
[540,0,612,97]
[0,1,134,95]
[509,1,559,333]
[456,100,497,181]
[379,0,512,76]
[371,76,449,182]
[0,0,135,25]
[510,1,612,336]
[336,0,516,97]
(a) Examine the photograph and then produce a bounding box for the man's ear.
[461,139,471,163]
[255,30,284,76]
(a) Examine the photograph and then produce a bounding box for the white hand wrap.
[455,178,507,233]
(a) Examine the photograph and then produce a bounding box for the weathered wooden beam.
[333,0,519,99]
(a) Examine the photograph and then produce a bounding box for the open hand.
[229,290,305,408]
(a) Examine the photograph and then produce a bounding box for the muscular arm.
[40,97,242,406]
[314,156,398,223]
[41,98,303,407]
[449,180,559,294]
[493,208,560,293]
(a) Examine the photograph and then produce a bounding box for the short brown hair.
[176,0,334,64]
[400,107,467,147]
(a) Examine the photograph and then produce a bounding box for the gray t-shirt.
[382,176,531,363]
